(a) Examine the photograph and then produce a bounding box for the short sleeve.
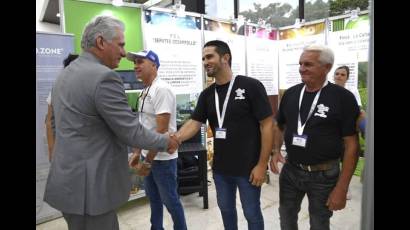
[276,91,288,128]
[247,80,272,121]
[191,90,208,123]
[152,86,175,115]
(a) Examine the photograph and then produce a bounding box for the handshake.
[129,133,181,177]
[167,133,182,154]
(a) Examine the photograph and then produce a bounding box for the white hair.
[303,44,334,68]
[81,15,125,50]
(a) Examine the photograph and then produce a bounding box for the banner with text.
[143,10,203,96]
[327,26,369,105]
[245,25,279,95]
[36,32,74,224]
[278,33,325,89]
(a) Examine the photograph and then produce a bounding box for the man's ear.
[222,53,231,65]
[324,63,332,73]
[95,36,104,50]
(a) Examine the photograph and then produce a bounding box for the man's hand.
[136,161,151,176]
[326,186,348,211]
[270,150,286,174]
[171,133,182,145]
[167,133,180,154]
[129,149,140,168]
[249,164,266,187]
[145,151,157,162]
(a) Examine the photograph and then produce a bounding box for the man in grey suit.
[43,15,179,230]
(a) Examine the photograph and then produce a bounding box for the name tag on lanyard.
[293,81,328,148]
[292,134,308,148]
[215,128,227,139]
[215,76,236,140]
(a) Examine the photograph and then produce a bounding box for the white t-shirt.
[138,77,178,160]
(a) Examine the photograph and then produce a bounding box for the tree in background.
[329,0,369,16]
[303,0,330,22]
[240,3,296,28]
[239,0,369,27]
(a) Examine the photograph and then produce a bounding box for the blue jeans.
[279,162,340,230]
[143,158,187,230]
[213,172,264,230]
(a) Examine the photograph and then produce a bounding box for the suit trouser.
[62,210,119,230]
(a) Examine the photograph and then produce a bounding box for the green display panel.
[63,0,143,70]
[125,90,140,111]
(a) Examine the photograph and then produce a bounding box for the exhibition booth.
[36,0,370,224]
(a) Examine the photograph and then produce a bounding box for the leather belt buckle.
[297,160,338,172]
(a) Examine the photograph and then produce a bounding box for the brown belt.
[291,159,339,172]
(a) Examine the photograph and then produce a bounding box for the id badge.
[215,128,227,139]
[292,134,308,148]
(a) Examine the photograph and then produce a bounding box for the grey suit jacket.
[44,51,168,215]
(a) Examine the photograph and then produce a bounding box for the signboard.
[36,32,74,224]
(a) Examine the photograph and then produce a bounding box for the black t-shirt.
[191,75,272,177]
[276,82,359,165]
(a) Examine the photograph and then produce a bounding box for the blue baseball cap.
[126,50,160,69]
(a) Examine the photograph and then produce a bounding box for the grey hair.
[81,15,125,50]
[303,44,334,68]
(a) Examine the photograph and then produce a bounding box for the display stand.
[178,142,208,209]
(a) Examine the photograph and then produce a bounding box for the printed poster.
[143,10,203,95]
[278,33,325,89]
[245,24,279,95]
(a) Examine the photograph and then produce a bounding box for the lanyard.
[139,85,151,113]
[297,80,328,135]
[215,76,236,128]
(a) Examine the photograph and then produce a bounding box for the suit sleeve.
[94,71,168,151]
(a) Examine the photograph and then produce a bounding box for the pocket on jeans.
[321,165,340,180]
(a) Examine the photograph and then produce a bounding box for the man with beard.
[175,40,274,230]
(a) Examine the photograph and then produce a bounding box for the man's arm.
[45,105,55,162]
[174,119,202,144]
[270,120,286,174]
[95,72,174,152]
[129,113,170,166]
[249,115,274,186]
[326,134,359,211]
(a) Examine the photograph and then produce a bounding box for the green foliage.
[354,156,365,176]
[357,61,368,110]
[239,0,370,27]
[358,62,368,88]
[358,88,367,111]
[329,0,369,16]
[299,0,330,22]
[359,132,365,155]
[240,3,295,28]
